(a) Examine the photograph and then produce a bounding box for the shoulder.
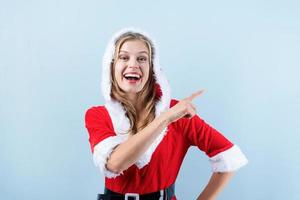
[85,105,109,121]
[85,105,106,114]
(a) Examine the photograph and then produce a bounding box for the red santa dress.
[84,27,248,200]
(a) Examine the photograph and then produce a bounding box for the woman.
[85,27,248,200]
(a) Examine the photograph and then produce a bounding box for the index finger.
[186,89,205,101]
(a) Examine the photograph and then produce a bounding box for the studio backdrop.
[1,0,299,199]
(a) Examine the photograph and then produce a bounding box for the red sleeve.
[84,106,116,153]
[170,99,233,157]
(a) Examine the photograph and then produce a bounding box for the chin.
[120,84,145,93]
[124,88,141,94]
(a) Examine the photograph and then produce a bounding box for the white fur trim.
[101,27,171,170]
[209,145,248,172]
[93,135,128,178]
[105,101,130,135]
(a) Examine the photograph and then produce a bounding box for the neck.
[127,93,144,113]
[127,93,138,107]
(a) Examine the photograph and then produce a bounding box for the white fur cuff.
[209,145,248,172]
[93,135,128,178]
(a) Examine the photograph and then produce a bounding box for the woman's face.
[113,39,150,97]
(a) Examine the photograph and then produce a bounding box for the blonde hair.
[110,32,158,135]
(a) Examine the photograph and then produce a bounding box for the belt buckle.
[125,193,139,200]
[159,189,164,200]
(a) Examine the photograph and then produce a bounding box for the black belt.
[97,183,175,200]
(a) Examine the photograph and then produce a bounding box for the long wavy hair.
[110,32,158,135]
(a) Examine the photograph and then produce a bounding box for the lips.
[123,72,142,81]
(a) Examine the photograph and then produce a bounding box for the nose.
[128,58,140,69]
[128,65,140,70]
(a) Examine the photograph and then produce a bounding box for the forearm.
[106,113,169,173]
[106,91,203,173]
[196,172,234,200]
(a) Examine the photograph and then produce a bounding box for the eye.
[138,56,147,62]
[119,55,129,61]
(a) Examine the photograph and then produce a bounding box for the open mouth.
[123,73,141,81]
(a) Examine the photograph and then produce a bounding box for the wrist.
[158,111,170,126]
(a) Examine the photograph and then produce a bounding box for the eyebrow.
[119,50,148,54]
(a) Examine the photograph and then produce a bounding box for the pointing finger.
[186,89,205,101]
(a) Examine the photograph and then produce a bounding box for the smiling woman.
[84,27,248,200]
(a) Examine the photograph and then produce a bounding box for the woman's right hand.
[164,89,205,124]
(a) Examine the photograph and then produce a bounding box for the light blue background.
[1,0,299,199]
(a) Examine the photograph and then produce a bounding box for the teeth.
[124,73,141,79]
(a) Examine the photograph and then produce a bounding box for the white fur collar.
[101,27,171,168]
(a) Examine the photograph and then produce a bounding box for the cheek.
[143,68,150,82]
[114,64,123,80]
